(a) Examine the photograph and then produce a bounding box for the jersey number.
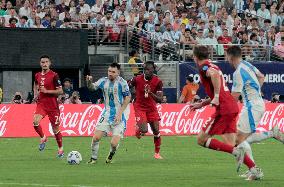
[218,70,229,92]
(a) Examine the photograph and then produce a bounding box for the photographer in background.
[11,92,24,104]
[271,92,284,103]
[65,91,82,104]
[63,78,74,99]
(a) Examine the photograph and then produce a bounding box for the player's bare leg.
[52,126,64,158]
[197,130,260,178]
[221,133,236,147]
[33,114,47,151]
[88,130,104,164]
[150,121,162,159]
[136,122,148,139]
[106,135,121,163]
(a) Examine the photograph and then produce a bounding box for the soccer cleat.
[154,153,163,159]
[234,147,245,172]
[239,170,251,178]
[39,136,47,151]
[246,167,263,181]
[87,158,97,164]
[106,152,115,164]
[272,125,284,143]
[57,150,64,158]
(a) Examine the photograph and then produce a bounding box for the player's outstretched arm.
[33,81,39,102]
[189,98,211,111]
[255,70,265,87]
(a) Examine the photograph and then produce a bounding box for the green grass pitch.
[0,136,283,187]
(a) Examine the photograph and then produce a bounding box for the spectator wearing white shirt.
[112,5,122,21]
[19,0,31,18]
[16,15,29,28]
[245,2,257,18]
[91,0,104,14]
[100,10,115,42]
[59,6,70,21]
[79,0,91,14]
[269,6,278,27]
[203,29,219,52]
[204,20,216,38]
[35,5,45,19]
[206,0,221,15]
[257,2,270,26]
[162,23,178,60]
[233,0,244,16]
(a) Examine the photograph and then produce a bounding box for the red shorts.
[35,104,60,127]
[134,107,160,124]
[202,112,238,135]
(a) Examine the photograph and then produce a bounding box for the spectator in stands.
[0,1,6,16]
[7,17,17,27]
[100,10,115,43]
[206,0,221,15]
[204,29,220,52]
[274,37,284,59]
[262,19,271,32]
[17,16,29,28]
[4,1,13,15]
[18,0,31,18]
[42,13,51,28]
[128,49,143,76]
[204,20,215,38]
[178,76,199,104]
[71,6,81,22]
[79,0,91,14]
[11,92,24,104]
[196,28,205,44]
[0,16,5,27]
[91,0,104,14]
[257,2,270,27]
[64,91,82,104]
[33,16,44,28]
[245,2,257,18]
[4,7,18,26]
[35,5,45,19]
[63,78,74,99]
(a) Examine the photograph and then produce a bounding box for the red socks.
[34,125,44,138]
[154,135,161,153]
[206,138,255,169]
[55,131,63,148]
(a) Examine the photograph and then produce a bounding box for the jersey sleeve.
[232,71,243,93]
[156,80,163,92]
[121,80,130,97]
[93,78,105,90]
[53,73,62,88]
[252,65,262,77]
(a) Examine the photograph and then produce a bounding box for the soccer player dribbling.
[190,46,263,180]
[129,61,163,159]
[33,55,64,158]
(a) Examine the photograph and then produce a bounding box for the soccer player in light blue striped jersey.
[86,63,131,164]
[227,46,284,180]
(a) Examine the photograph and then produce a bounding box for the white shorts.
[95,116,125,138]
[237,105,265,134]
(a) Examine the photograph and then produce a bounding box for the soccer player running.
[227,46,284,179]
[86,63,131,164]
[129,61,163,159]
[33,55,64,157]
[190,46,262,180]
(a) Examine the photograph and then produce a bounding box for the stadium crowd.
[1,0,284,58]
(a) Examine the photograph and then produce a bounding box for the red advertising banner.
[0,104,283,137]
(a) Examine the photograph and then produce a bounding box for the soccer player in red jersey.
[190,46,263,180]
[33,55,64,158]
[129,61,163,159]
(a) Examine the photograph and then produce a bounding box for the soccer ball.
[67,151,82,165]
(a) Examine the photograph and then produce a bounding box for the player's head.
[226,46,242,67]
[108,63,120,81]
[144,61,155,80]
[40,55,51,71]
[193,46,209,65]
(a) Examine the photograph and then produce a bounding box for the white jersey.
[232,60,264,108]
[232,61,265,133]
[92,76,130,127]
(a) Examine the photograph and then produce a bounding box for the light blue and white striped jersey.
[92,76,130,126]
[232,61,264,108]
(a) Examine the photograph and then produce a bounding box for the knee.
[92,136,101,143]
[140,125,148,134]
[152,129,160,136]
[33,120,40,127]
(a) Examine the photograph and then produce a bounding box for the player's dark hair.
[109,62,121,70]
[227,46,242,58]
[193,46,209,60]
[144,61,156,70]
[40,55,51,60]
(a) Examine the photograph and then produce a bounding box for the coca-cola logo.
[258,104,284,132]
[157,105,210,135]
[49,105,103,136]
[0,106,10,136]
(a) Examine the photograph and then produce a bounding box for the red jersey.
[131,74,163,110]
[198,60,239,114]
[35,70,61,111]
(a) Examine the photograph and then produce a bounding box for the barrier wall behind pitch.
[0,104,283,137]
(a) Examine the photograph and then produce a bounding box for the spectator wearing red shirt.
[217,28,232,50]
